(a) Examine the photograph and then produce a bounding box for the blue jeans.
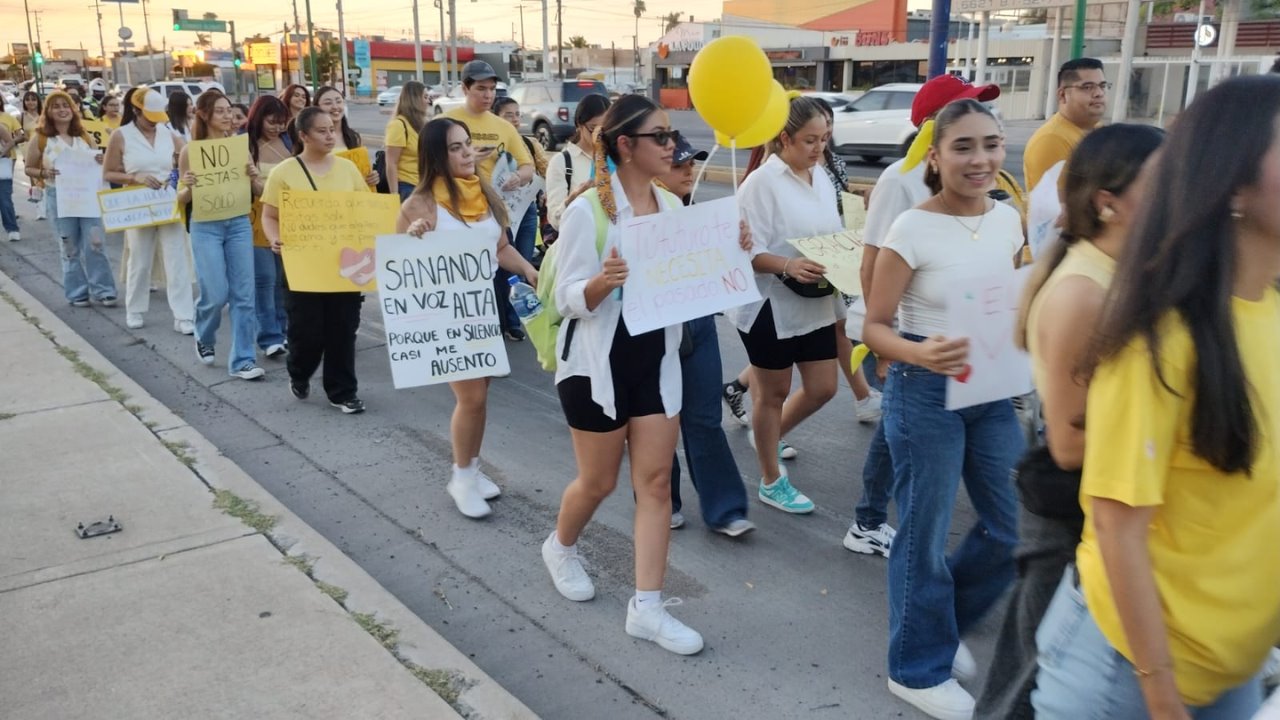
[253,246,287,349]
[883,360,1023,688]
[397,181,415,202]
[853,340,892,528]
[191,216,257,374]
[45,186,117,303]
[671,315,749,528]
[495,203,538,331]
[0,178,18,232]
[1033,569,1265,719]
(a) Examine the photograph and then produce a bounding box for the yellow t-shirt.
[262,156,368,208]
[0,113,20,159]
[1077,290,1280,705]
[385,115,420,187]
[1023,112,1088,193]
[442,106,533,184]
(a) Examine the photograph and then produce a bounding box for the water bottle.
[508,276,542,324]
[168,168,180,189]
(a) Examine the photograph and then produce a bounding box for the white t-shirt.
[732,154,843,339]
[881,202,1023,337]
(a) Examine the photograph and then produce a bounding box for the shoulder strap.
[295,157,319,191]
[582,188,608,256]
[37,130,47,154]
[562,149,572,190]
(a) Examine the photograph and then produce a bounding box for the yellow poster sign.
[336,147,373,186]
[80,118,113,149]
[279,190,399,293]
[190,135,252,222]
[786,230,864,296]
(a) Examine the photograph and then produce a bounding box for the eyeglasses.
[628,129,679,147]
[1066,81,1112,93]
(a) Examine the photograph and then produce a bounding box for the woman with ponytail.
[540,95,703,656]
[975,123,1164,720]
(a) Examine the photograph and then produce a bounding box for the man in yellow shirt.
[443,60,534,191]
[1023,58,1107,192]
[0,111,20,240]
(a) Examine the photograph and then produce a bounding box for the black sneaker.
[195,340,215,366]
[722,381,749,427]
[289,379,309,400]
[504,327,526,342]
[70,298,91,308]
[330,397,366,414]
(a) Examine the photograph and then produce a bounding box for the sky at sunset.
[4,0,731,61]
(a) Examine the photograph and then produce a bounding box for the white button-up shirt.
[554,174,682,421]
[731,153,844,339]
[545,141,595,230]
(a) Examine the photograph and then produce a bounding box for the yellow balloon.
[688,36,773,139]
[714,80,788,149]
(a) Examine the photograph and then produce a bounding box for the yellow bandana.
[432,176,488,222]
[900,119,936,174]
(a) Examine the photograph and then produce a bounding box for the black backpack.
[373,150,391,194]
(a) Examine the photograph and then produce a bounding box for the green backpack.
[526,186,680,371]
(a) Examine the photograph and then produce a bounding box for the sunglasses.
[628,129,680,147]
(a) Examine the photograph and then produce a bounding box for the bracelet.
[1133,661,1174,679]
[781,258,793,280]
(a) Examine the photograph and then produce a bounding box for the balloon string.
[691,143,719,200]
[731,138,739,193]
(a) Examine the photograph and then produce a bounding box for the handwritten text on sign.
[190,134,251,222]
[944,268,1033,411]
[279,190,399,292]
[617,196,760,335]
[98,185,181,232]
[375,230,510,387]
[787,230,864,296]
[54,148,104,219]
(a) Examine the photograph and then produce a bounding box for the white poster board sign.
[98,185,181,232]
[944,268,1033,411]
[375,230,510,388]
[617,196,760,335]
[499,174,544,224]
[54,148,104,218]
[1026,161,1065,261]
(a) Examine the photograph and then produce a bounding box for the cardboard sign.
[1026,161,1065,261]
[786,229,864,296]
[80,118,113,149]
[492,154,544,222]
[190,135,252,222]
[944,268,1034,411]
[375,230,510,387]
[841,191,866,231]
[98,185,181,232]
[53,148,104,218]
[280,190,399,292]
[617,196,760,335]
[336,147,373,184]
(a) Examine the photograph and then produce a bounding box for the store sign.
[829,34,854,47]
[956,0,1094,10]
[658,24,705,57]
[856,31,893,47]
[247,42,280,65]
[766,50,803,61]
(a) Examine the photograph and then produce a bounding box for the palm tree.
[664,12,683,33]
[195,33,213,50]
[569,35,589,49]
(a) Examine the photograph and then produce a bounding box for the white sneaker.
[843,522,896,558]
[264,343,287,359]
[952,641,977,683]
[856,389,883,423]
[446,468,491,519]
[7,231,20,242]
[541,533,595,601]
[670,511,685,529]
[1264,647,1280,689]
[174,319,195,335]
[888,678,975,720]
[126,313,144,329]
[475,467,501,500]
[625,597,704,655]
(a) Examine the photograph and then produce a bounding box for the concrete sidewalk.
[0,274,537,720]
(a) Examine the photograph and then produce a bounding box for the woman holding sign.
[730,95,839,515]
[103,87,196,332]
[397,117,539,519]
[862,100,1024,720]
[541,95,703,656]
[23,90,118,308]
[177,90,264,381]
[313,86,380,188]
[246,95,294,358]
[261,107,371,414]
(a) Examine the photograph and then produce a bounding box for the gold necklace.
[938,194,990,241]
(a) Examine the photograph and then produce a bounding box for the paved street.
[1,166,1003,719]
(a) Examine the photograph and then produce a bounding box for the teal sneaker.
[778,440,798,460]
[758,474,815,514]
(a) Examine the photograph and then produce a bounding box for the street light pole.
[412,0,424,82]
[304,0,318,92]
[337,0,351,94]
[1070,0,1087,58]
[23,0,42,88]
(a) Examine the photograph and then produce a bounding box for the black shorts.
[557,317,666,433]
[738,301,837,371]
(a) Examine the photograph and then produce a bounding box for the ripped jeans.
[44,186,117,304]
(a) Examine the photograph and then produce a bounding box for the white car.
[150,80,207,99]
[830,83,921,164]
[377,86,402,110]
[432,82,507,116]
[806,91,858,112]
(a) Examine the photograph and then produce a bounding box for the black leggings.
[284,290,363,403]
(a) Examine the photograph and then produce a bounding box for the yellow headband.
[900,119,935,174]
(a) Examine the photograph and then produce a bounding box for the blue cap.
[508,275,520,285]
[673,134,708,166]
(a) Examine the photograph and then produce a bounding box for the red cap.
[911,75,1001,128]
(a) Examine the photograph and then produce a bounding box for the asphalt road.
[2,112,1019,717]
[348,103,1029,189]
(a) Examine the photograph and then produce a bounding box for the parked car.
[377,85,403,109]
[805,91,858,112]
[58,75,86,93]
[508,78,609,150]
[432,81,507,116]
[830,83,921,164]
[427,84,446,103]
[150,80,207,99]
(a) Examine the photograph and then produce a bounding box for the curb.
[0,274,539,720]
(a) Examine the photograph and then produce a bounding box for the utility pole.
[113,4,132,86]
[436,0,448,88]
[448,0,458,87]
[281,22,291,83]
[412,0,424,82]
[926,0,952,78]
[141,0,158,81]
[90,0,109,82]
[611,41,616,86]
[291,0,303,85]
[304,0,318,92]
[337,0,350,94]
[517,4,525,49]
[229,20,240,100]
[540,0,549,79]
[555,0,562,80]
[23,0,42,90]
[1070,0,1087,58]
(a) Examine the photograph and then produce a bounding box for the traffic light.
[172,9,182,30]
[233,51,243,68]
[33,52,43,67]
